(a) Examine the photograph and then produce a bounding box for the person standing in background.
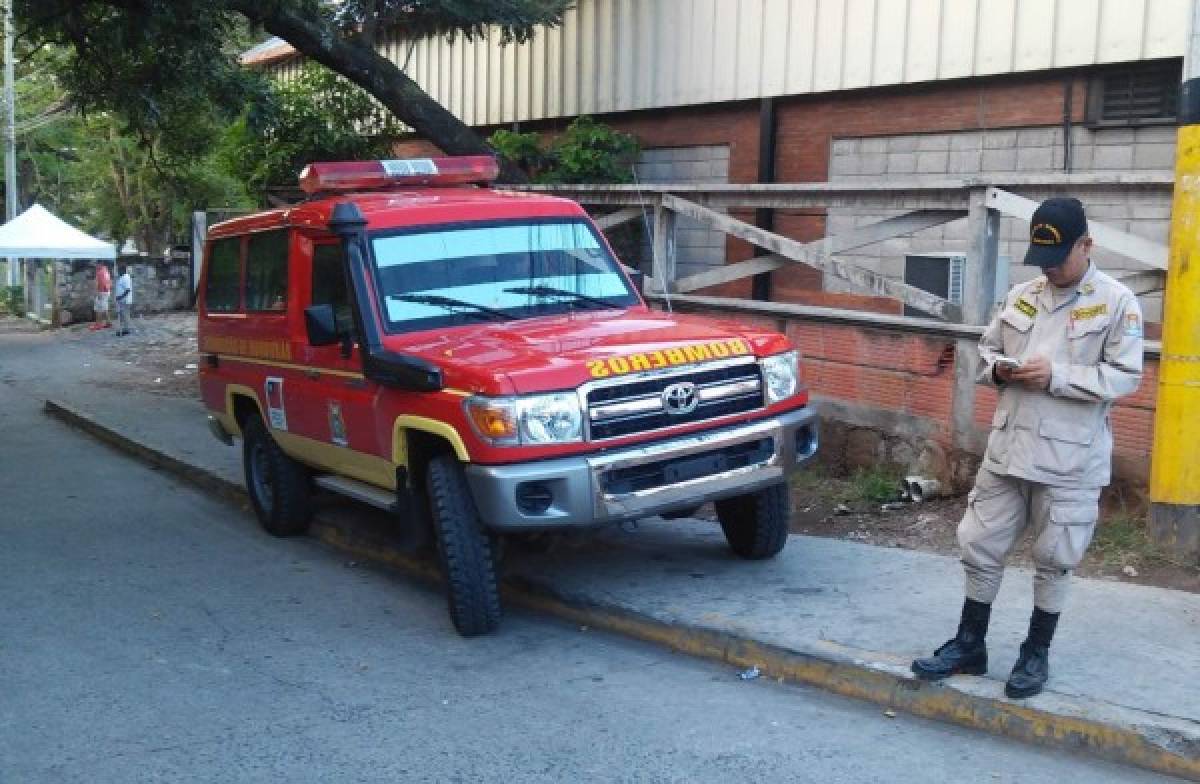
[90,260,112,330]
[114,265,133,337]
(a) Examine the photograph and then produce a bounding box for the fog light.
[796,426,818,459]
[516,482,554,515]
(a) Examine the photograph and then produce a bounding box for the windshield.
[370,219,639,332]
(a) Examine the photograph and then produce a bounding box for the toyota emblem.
[662,381,699,415]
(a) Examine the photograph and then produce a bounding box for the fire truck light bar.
[298,156,500,194]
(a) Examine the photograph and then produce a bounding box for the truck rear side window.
[205,238,241,313]
[246,230,289,312]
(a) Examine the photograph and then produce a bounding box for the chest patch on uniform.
[1071,303,1108,321]
[1014,298,1037,318]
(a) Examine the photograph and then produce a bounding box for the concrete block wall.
[633,145,731,279]
[827,125,1174,321]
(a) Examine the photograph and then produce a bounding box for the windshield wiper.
[504,285,620,310]
[389,293,513,321]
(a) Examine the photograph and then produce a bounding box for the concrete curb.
[44,398,1200,781]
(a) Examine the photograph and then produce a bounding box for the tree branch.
[224,0,527,182]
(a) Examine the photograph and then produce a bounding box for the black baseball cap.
[1024,198,1087,268]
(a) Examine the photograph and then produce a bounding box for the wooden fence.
[513,173,1171,457]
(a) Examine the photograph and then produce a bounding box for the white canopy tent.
[0,203,116,265]
[0,204,116,322]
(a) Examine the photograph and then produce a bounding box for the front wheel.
[242,415,312,537]
[426,455,502,636]
[714,482,790,559]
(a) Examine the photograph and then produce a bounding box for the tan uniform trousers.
[958,468,1100,613]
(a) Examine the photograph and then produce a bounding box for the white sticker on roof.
[382,159,439,176]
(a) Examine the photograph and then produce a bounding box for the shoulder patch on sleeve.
[1123,312,1143,338]
[1015,298,1037,318]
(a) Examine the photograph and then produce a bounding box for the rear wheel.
[426,455,502,636]
[242,415,312,537]
[714,483,790,559]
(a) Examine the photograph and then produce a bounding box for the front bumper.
[464,406,817,530]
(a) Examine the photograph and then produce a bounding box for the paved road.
[0,328,1181,783]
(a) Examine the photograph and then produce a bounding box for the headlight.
[466,392,583,446]
[760,350,799,404]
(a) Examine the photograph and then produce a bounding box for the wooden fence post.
[650,202,676,294]
[952,186,1001,453]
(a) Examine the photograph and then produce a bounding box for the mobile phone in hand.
[995,355,1023,370]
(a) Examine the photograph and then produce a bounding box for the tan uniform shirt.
[977,263,1144,488]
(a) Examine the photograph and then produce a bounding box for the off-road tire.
[426,455,502,636]
[714,482,790,559]
[242,416,312,537]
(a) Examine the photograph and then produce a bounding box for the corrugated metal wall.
[273,0,1189,126]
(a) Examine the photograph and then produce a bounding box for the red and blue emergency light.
[298,156,500,195]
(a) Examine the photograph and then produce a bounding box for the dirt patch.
[57,312,201,399]
[784,467,1199,594]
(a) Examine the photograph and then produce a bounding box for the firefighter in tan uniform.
[912,198,1144,698]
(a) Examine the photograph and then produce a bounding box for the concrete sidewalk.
[42,387,1200,780]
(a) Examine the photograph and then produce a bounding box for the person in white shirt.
[114,266,133,336]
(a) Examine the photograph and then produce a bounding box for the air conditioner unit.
[903,252,1009,318]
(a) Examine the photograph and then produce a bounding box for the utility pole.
[2,0,16,287]
[1149,0,1200,559]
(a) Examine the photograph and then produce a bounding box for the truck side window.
[246,230,289,312]
[312,243,354,334]
[205,238,241,313]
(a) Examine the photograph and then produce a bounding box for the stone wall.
[56,257,192,324]
[826,125,1174,320]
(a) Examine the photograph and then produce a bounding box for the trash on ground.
[883,709,896,718]
[880,502,907,512]
[834,503,851,515]
[738,666,761,681]
[1123,565,1139,578]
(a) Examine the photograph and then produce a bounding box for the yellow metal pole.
[1150,1,1200,559]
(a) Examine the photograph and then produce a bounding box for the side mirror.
[305,304,339,346]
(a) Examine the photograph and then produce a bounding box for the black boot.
[1005,607,1059,699]
[912,598,990,681]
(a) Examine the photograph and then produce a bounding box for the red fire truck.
[198,156,818,636]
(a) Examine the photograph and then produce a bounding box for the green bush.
[489,117,639,184]
[849,467,903,504]
[2,285,25,317]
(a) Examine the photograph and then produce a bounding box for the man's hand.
[1010,355,1052,389]
[993,362,1015,384]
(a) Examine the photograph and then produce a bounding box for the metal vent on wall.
[1088,60,1181,126]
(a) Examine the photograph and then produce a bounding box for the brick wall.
[486,71,1161,486]
[783,317,1156,485]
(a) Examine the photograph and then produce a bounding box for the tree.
[220,62,402,203]
[11,44,251,253]
[17,0,575,182]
